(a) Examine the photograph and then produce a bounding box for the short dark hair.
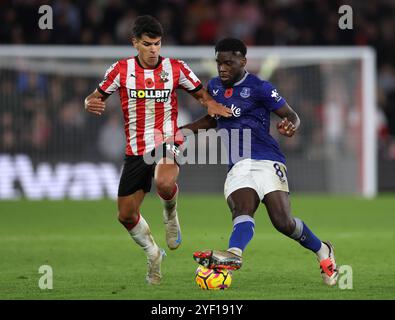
[132,15,163,39]
[215,38,247,56]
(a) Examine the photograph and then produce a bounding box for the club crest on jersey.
[212,89,219,96]
[159,70,169,83]
[129,89,171,102]
[240,87,251,98]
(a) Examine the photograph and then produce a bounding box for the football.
[195,265,232,290]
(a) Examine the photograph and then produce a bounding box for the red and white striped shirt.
[98,56,202,156]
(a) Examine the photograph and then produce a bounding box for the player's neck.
[225,70,247,88]
[234,70,247,85]
[136,55,162,69]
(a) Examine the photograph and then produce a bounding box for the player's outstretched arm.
[179,114,217,135]
[190,88,232,118]
[84,89,108,116]
[274,103,300,137]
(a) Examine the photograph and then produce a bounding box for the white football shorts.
[224,159,289,200]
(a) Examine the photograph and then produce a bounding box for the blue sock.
[290,217,322,252]
[228,215,255,254]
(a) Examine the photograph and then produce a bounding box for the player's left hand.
[277,117,297,137]
[206,100,233,118]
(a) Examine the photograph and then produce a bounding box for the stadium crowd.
[1,0,395,160]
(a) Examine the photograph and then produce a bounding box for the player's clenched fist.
[277,117,297,137]
[84,97,106,116]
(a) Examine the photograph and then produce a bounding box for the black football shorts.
[117,154,154,197]
[117,142,181,197]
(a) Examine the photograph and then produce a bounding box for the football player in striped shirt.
[182,38,338,286]
[84,16,232,285]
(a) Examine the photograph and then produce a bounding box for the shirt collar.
[135,55,163,69]
[233,71,249,86]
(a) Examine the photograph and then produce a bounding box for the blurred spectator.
[0,112,17,152]
[97,113,124,161]
[31,111,52,151]
[115,9,137,44]
[17,72,47,97]
[51,99,86,156]
[52,0,80,43]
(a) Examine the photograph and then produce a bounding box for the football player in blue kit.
[180,38,338,286]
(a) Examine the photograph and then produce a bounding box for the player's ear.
[131,37,138,48]
[241,57,247,67]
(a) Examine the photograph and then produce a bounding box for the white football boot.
[318,241,339,286]
[146,246,166,285]
[163,207,182,250]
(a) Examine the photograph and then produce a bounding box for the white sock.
[316,242,330,260]
[227,247,243,257]
[129,215,158,257]
[159,185,178,217]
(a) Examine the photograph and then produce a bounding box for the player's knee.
[117,203,140,223]
[272,216,295,236]
[155,177,174,198]
[231,203,256,218]
[118,211,140,226]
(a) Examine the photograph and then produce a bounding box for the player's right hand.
[84,98,106,116]
[207,100,233,118]
[277,117,297,137]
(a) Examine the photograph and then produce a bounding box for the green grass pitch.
[0,194,394,300]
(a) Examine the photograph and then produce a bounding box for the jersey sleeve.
[178,60,202,93]
[97,62,120,96]
[259,81,286,111]
[206,79,213,96]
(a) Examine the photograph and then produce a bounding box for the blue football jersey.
[207,72,286,167]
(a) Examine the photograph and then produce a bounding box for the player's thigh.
[227,187,260,219]
[252,160,289,199]
[255,160,293,230]
[117,154,154,218]
[224,159,260,200]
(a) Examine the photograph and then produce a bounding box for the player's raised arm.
[179,114,217,135]
[191,88,233,118]
[85,59,120,116]
[84,89,108,116]
[274,102,301,137]
[176,59,232,118]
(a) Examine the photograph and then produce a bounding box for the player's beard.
[221,76,237,88]
[221,80,233,88]
[221,71,244,88]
